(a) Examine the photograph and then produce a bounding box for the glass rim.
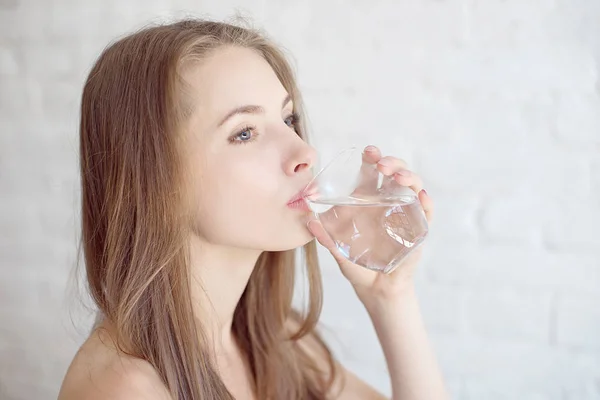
[304,146,358,192]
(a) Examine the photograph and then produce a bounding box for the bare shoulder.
[58,326,172,400]
[286,316,387,400]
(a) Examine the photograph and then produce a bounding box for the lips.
[287,197,311,211]
[287,181,319,205]
[287,190,306,205]
[287,182,318,211]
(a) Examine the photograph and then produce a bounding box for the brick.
[0,46,18,75]
[39,80,80,123]
[561,379,600,400]
[418,134,593,199]
[21,43,76,78]
[419,192,479,246]
[463,382,563,400]
[477,189,556,246]
[464,289,552,343]
[46,3,106,38]
[557,295,600,350]
[542,198,600,252]
[552,91,600,145]
[417,284,465,335]
[462,0,559,46]
[0,0,19,11]
[425,242,600,296]
[0,6,50,41]
[361,1,469,47]
[432,335,600,398]
[0,77,28,116]
[591,158,600,202]
[445,379,465,400]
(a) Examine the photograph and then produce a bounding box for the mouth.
[287,183,317,211]
[287,190,309,211]
[287,197,311,211]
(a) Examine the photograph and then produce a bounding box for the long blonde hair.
[79,18,337,399]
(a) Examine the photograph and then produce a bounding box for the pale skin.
[59,46,448,399]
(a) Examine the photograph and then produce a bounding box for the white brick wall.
[1,0,599,399]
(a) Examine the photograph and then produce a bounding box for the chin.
[264,225,315,252]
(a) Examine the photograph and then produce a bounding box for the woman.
[58,18,448,400]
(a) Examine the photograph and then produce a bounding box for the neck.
[188,234,262,352]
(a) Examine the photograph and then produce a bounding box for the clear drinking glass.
[304,147,429,274]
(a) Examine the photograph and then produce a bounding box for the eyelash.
[228,112,300,145]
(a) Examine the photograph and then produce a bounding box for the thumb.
[306,219,349,266]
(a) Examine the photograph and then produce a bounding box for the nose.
[284,143,317,176]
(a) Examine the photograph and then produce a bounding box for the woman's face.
[182,46,317,252]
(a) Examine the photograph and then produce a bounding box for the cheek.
[191,161,282,244]
[217,161,280,205]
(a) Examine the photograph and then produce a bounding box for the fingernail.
[365,145,377,153]
[397,169,411,177]
[420,189,428,196]
[378,158,392,167]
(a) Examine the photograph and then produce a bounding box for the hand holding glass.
[304,147,429,274]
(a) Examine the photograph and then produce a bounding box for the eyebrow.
[217,93,293,127]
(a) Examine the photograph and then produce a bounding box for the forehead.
[183,46,288,123]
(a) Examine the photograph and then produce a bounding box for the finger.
[360,145,382,178]
[376,156,409,176]
[362,145,382,164]
[389,169,424,195]
[418,189,434,223]
[358,145,383,192]
[306,219,352,267]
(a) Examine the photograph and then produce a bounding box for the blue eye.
[228,113,299,145]
[237,129,252,141]
[229,126,257,144]
[285,112,299,130]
